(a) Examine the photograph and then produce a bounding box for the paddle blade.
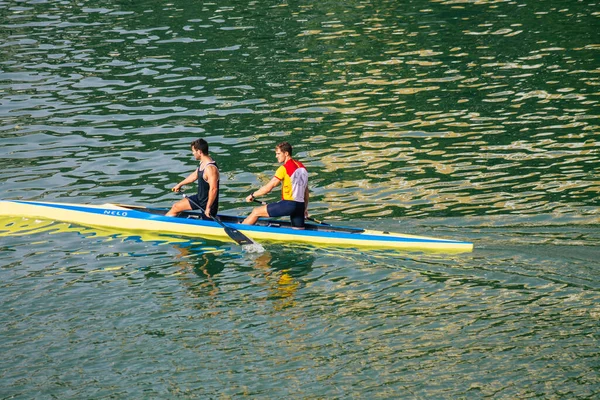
[224,226,255,246]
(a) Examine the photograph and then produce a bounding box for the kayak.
[0,200,473,252]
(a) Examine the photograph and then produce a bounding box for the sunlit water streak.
[1,0,599,398]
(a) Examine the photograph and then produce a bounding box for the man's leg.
[290,202,306,229]
[166,198,192,217]
[243,205,269,225]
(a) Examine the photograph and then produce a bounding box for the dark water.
[1,0,599,398]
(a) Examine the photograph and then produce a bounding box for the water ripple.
[1,0,599,397]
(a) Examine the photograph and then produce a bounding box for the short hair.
[276,142,292,156]
[191,138,209,154]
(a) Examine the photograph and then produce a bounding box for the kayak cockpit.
[115,204,365,234]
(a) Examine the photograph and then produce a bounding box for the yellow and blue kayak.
[0,200,473,252]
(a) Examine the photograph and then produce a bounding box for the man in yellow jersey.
[166,138,220,219]
[243,142,309,228]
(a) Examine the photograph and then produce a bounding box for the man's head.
[275,142,292,163]
[191,139,209,157]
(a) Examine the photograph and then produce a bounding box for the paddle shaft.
[183,194,255,245]
[183,194,218,225]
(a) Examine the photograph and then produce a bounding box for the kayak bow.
[0,200,473,252]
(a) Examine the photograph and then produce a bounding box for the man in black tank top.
[166,139,220,218]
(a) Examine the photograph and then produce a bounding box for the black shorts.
[186,195,212,220]
[267,200,305,228]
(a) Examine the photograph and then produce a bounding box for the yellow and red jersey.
[274,159,308,202]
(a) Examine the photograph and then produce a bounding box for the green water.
[1,0,599,398]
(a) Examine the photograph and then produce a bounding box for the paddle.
[306,216,330,226]
[251,198,330,226]
[183,194,256,246]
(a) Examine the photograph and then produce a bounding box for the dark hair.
[191,138,209,154]
[276,142,292,156]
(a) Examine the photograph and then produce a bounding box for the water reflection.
[248,251,302,309]
[172,243,314,308]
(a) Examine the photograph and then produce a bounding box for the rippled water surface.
[1,0,599,398]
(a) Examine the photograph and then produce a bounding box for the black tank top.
[197,162,219,216]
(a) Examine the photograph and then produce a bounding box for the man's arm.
[172,169,199,192]
[304,185,309,217]
[246,177,280,202]
[204,166,220,218]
